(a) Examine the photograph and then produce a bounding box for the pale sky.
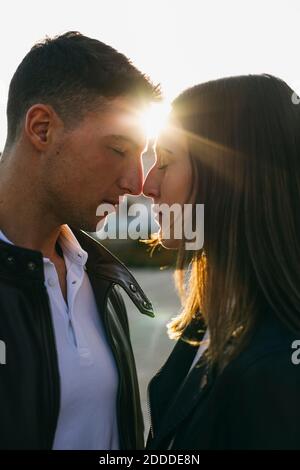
[1,0,300,149]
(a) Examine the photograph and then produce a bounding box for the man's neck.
[0,213,62,262]
[0,159,62,262]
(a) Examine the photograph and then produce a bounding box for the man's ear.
[24,104,60,151]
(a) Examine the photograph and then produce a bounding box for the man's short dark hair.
[6,31,160,145]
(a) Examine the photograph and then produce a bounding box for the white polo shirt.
[0,226,120,450]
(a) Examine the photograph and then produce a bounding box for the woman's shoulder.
[216,311,300,397]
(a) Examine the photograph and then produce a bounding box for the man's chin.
[71,215,108,234]
[89,215,108,234]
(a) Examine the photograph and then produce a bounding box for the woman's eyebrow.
[156,145,174,155]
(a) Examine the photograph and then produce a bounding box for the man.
[0,31,159,450]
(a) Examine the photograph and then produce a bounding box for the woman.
[143,75,300,450]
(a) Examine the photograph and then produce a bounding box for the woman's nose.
[143,166,160,200]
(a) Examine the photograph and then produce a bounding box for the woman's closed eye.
[156,149,171,170]
[157,162,168,170]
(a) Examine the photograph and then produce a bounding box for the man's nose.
[118,158,144,196]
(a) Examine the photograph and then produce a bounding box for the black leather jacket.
[0,228,154,450]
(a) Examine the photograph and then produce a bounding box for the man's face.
[41,97,147,232]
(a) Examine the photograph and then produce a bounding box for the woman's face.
[143,118,193,249]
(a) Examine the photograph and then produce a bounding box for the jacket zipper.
[100,282,145,450]
[147,383,154,439]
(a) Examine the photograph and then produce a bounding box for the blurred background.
[124,269,180,437]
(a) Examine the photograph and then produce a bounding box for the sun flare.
[141,102,171,141]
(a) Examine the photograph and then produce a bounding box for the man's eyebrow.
[109,134,143,149]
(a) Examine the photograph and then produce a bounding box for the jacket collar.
[73,229,154,317]
[0,227,154,318]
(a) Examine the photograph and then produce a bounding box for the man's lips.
[103,196,125,206]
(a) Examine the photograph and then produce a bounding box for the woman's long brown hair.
[167,75,300,370]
